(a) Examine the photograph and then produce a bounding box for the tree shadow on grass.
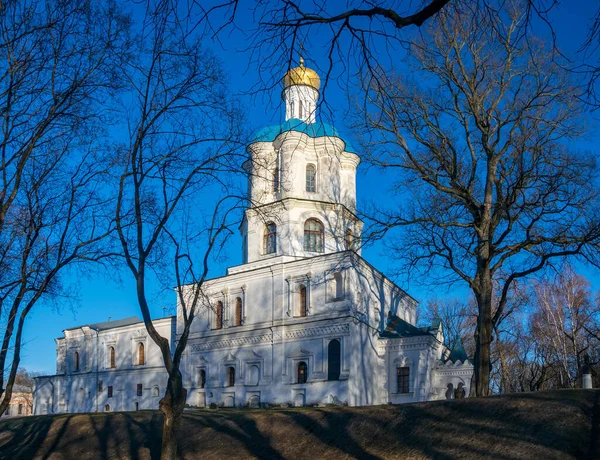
[123,411,162,460]
[182,411,284,459]
[0,415,57,460]
[0,390,596,460]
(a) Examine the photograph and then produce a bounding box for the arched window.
[345,229,354,251]
[152,386,159,397]
[109,346,116,369]
[263,222,277,255]
[200,369,206,389]
[299,285,307,317]
[297,361,308,384]
[299,100,304,119]
[215,301,223,329]
[137,343,145,365]
[104,404,110,412]
[304,219,324,252]
[234,297,242,326]
[227,366,235,387]
[305,164,316,192]
[74,351,79,371]
[328,339,341,381]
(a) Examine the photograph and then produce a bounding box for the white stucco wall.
[33,317,174,415]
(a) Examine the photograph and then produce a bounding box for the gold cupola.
[283,56,320,91]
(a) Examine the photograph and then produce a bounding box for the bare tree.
[0,0,127,413]
[532,266,598,388]
[356,1,600,396]
[114,4,245,459]
[252,0,450,84]
[422,296,475,352]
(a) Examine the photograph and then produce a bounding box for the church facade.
[33,61,472,414]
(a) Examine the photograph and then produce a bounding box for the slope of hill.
[1,389,598,460]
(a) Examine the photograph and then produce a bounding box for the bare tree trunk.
[473,258,494,397]
[473,295,493,396]
[160,371,187,460]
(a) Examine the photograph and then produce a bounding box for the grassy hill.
[1,389,598,460]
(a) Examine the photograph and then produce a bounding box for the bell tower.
[239,56,362,268]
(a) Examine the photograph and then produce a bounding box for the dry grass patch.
[0,389,598,459]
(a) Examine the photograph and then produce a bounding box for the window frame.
[297,361,308,384]
[215,301,224,329]
[298,285,307,317]
[305,164,317,192]
[327,339,341,381]
[108,385,113,398]
[227,366,235,387]
[397,366,410,394]
[74,351,80,372]
[137,342,145,365]
[304,218,324,253]
[109,346,116,369]
[199,369,206,389]
[263,222,277,255]
[234,297,243,326]
[345,228,354,251]
[137,383,143,397]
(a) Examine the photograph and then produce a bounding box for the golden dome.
[283,57,320,90]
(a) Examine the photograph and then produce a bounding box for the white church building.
[33,59,472,414]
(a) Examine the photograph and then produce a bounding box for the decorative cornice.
[189,323,350,351]
[285,323,349,339]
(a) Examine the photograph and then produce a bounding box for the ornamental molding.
[289,349,312,358]
[103,334,117,344]
[189,333,274,352]
[284,323,350,340]
[222,352,237,362]
[379,343,429,352]
[188,323,350,351]
[132,329,146,339]
[434,369,474,377]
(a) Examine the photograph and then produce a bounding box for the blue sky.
[20,2,600,374]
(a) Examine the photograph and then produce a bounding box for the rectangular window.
[98,380,103,393]
[397,367,410,394]
[137,384,143,396]
[108,386,113,398]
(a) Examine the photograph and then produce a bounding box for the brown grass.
[1,389,598,460]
